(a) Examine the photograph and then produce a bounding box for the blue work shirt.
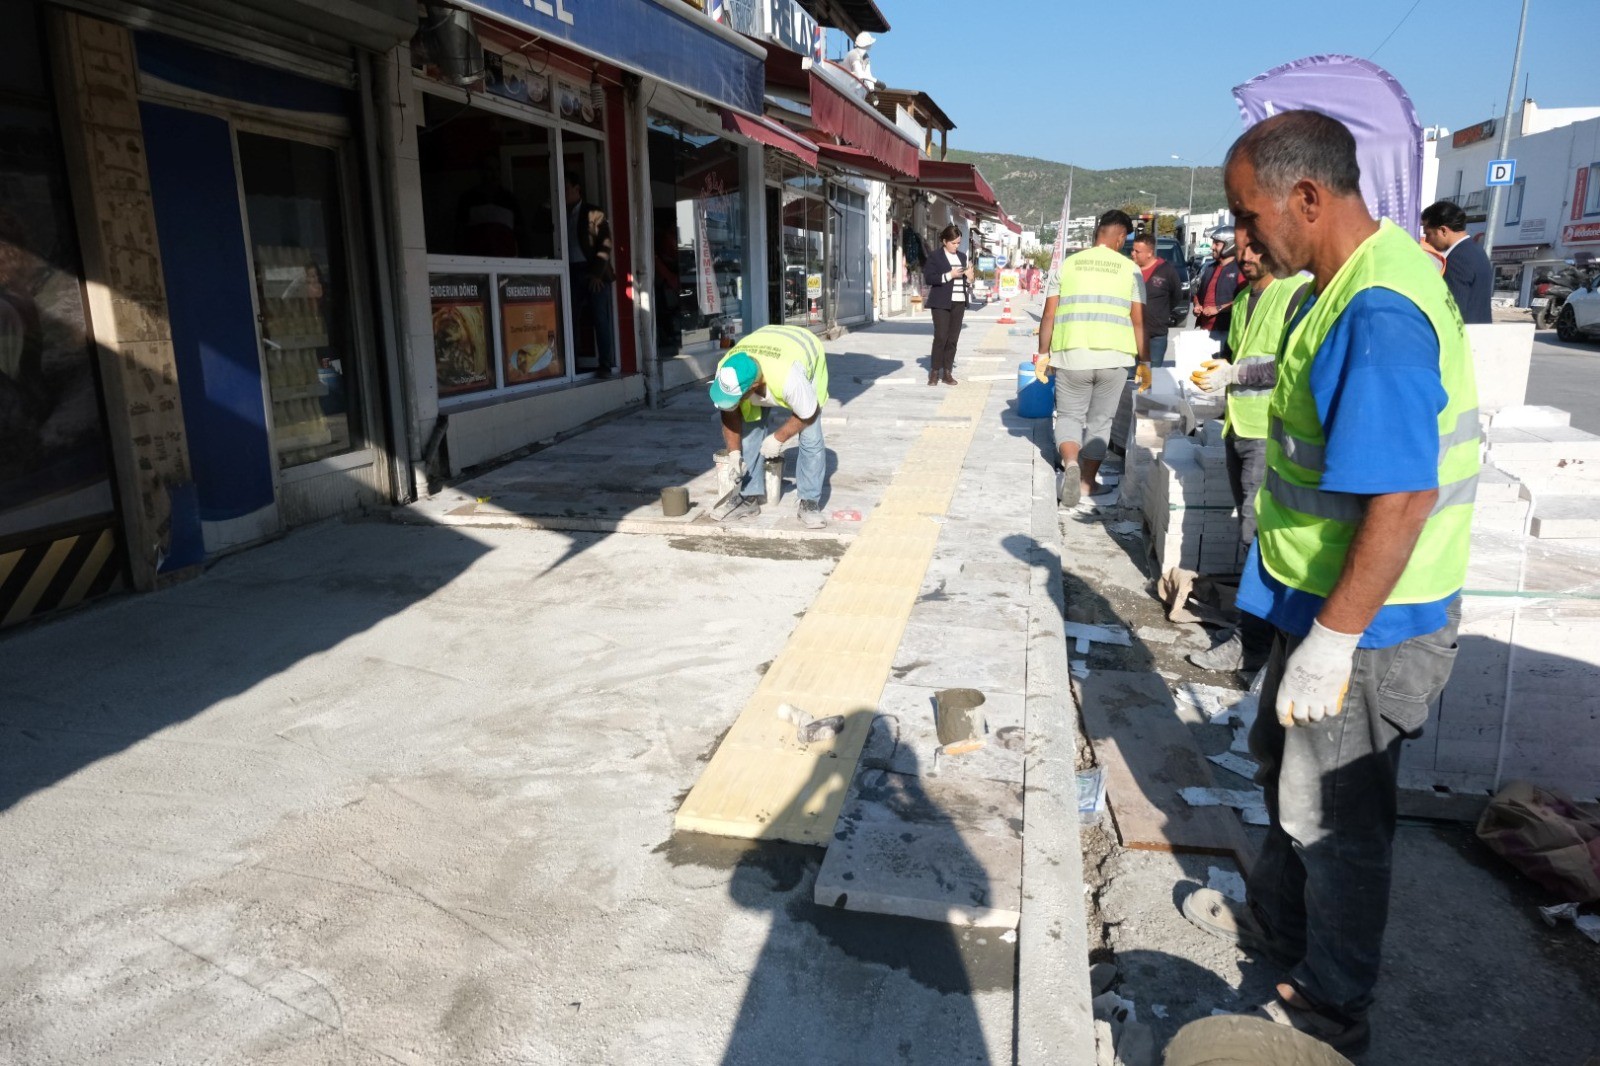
[1237,288,1458,649]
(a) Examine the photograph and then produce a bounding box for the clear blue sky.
[851,0,1592,170]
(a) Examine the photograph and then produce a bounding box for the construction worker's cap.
[854,32,876,48]
[709,352,759,410]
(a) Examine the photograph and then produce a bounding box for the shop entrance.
[140,70,380,556]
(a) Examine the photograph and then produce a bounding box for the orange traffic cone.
[998,291,1015,325]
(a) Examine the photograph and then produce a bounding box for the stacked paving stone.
[1399,404,1600,802]
[1141,423,1244,576]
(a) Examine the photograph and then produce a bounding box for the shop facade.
[3,0,415,629]
[385,0,767,474]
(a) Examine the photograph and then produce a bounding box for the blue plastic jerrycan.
[1016,361,1054,418]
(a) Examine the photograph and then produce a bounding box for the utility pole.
[1483,0,1530,260]
[1172,154,1197,218]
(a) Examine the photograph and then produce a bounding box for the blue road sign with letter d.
[1486,159,1517,186]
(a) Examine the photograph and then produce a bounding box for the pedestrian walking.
[1421,200,1494,324]
[1180,110,1478,1055]
[708,324,831,529]
[923,224,972,386]
[1129,233,1183,366]
[1188,236,1310,672]
[1194,226,1242,353]
[1034,210,1150,507]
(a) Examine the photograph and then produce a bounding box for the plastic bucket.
[1016,362,1054,419]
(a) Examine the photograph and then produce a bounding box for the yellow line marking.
[675,383,993,843]
[3,536,77,628]
[60,530,115,610]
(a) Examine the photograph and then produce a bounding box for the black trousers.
[930,304,966,375]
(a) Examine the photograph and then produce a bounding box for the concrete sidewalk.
[0,301,1093,1065]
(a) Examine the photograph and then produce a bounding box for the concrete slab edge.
[1016,421,1098,1065]
[389,506,859,544]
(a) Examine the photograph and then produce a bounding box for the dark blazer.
[1443,238,1494,324]
[922,248,969,310]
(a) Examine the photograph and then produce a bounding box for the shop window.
[238,132,364,468]
[0,7,113,541]
[1587,165,1600,217]
[647,112,747,356]
[1504,177,1525,227]
[420,95,558,259]
[419,94,616,396]
[780,192,824,326]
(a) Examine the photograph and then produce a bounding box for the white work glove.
[1276,620,1362,726]
[759,435,786,460]
[1034,354,1052,384]
[1191,359,1237,393]
[723,451,745,480]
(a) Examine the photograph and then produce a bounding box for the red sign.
[1574,166,1591,222]
[1563,220,1600,246]
[1451,119,1496,149]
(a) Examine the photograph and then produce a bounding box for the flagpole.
[1483,0,1529,260]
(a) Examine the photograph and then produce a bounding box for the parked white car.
[1556,270,1600,344]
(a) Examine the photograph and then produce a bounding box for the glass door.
[237,131,365,471]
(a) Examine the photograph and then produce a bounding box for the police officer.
[708,324,831,529]
[1179,111,1477,1054]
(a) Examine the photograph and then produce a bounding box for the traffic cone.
[998,291,1015,325]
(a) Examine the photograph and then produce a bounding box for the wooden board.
[1075,669,1256,870]
[674,385,992,844]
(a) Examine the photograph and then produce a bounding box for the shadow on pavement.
[0,523,492,812]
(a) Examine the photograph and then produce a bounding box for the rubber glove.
[1034,354,1052,384]
[759,435,786,459]
[1276,620,1362,726]
[723,451,744,480]
[1191,359,1237,393]
[1136,362,1152,392]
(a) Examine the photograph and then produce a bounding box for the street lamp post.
[1173,154,1198,255]
[1139,188,1159,234]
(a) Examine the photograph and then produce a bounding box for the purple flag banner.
[1232,55,1423,236]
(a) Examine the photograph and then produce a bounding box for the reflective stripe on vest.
[1255,221,1480,604]
[1049,246,1140,355]
[724,325,831,423]
[1223,276,1309,439]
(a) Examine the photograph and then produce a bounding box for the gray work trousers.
[1052,367,1126,462]
[1246,600,1460,1018]
[1224,431,1268,546]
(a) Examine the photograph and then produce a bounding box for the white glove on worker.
[723,451,745,480]
[1034,354,1052,384]
[1191,359,1237,393]
[759,435,787,459]
[1276,620,1362,726]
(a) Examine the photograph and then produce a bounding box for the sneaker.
[1057,462,1081,508]
[797,499,826,529]
[1189,632,1245,672]
[714,495,761,522]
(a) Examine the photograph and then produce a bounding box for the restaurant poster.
[430,274,492,396]
[500,275,564,384]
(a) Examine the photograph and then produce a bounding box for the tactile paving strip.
[674,384,994,843]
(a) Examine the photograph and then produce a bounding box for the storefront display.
[647,112,748,356]
[430,274,494,396]
[419,86,612,395]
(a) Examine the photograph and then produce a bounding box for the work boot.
[715,496,761,522]
[941,371,958,385]
[797,499,826,529]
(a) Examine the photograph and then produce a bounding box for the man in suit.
[1421,200,1493,324]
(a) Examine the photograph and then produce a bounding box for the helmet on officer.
[1209,226,1237,258]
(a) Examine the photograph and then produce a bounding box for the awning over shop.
[722,109,818,167]
[458,0,764,114]
[812,141,900,181]
[915,158,999,207]
[808,71,919,176]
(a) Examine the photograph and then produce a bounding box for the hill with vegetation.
[946,149,1227,230]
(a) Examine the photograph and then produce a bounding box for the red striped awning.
[808,72,919,177]
[721,109,818,168]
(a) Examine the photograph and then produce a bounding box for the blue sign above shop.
[460,0,764,115]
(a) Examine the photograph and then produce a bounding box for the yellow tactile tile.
[674,382,994,844]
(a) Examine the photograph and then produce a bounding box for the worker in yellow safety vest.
[1033,209,1151,508]
[1178,111,1478,1055]
[1186,238,1311,673]
[708,325,830,529]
